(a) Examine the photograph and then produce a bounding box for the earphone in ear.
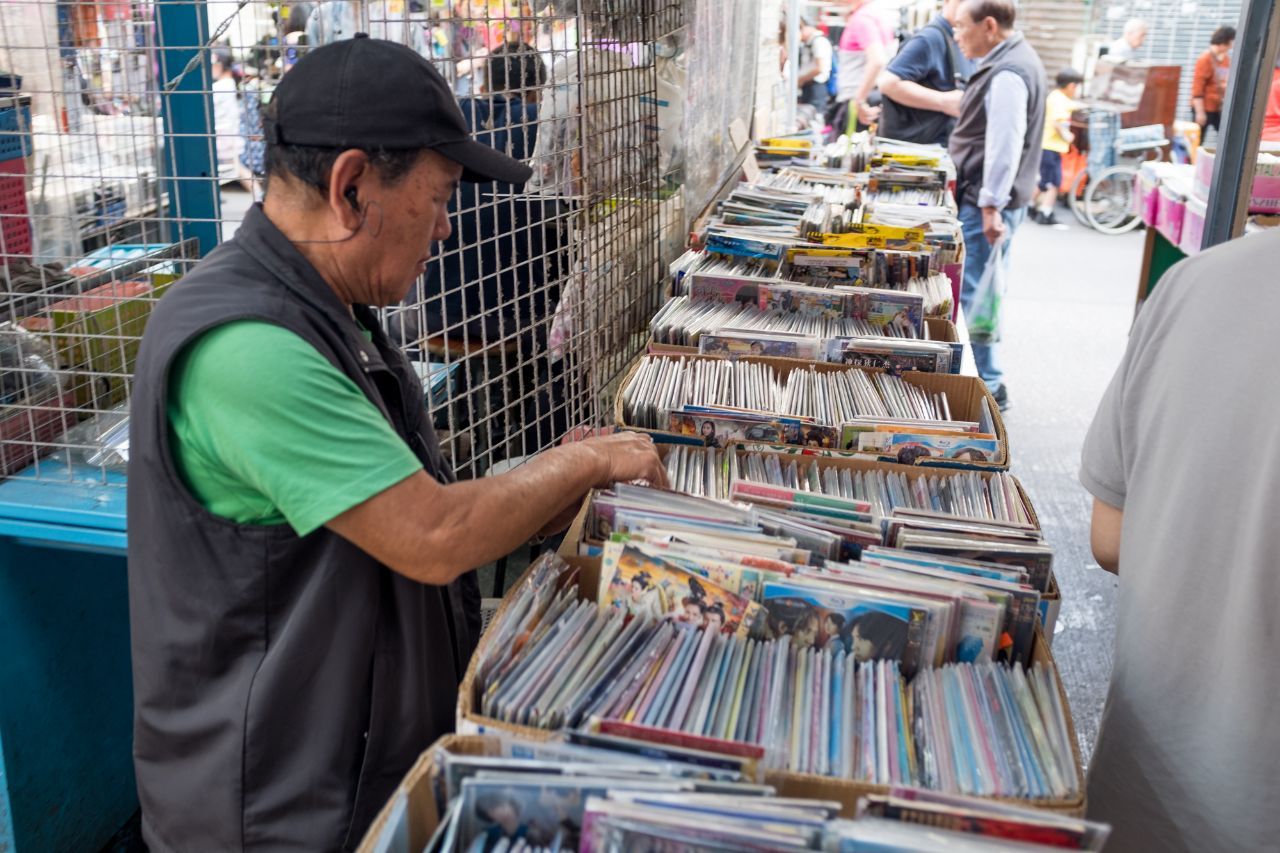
[344,186,360,213]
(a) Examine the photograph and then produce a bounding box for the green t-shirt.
[167,320,424,536]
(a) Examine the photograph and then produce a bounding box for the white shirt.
[211,76,243,171]
[1107,36,1137,62]
[804,34,833,85]
[1081,228,1280,852]
[978,70,1029,210]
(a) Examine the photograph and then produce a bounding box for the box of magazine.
[613,353,1009,469]
[926,317,962,372]
[359,733,1103,852]
[643,442,1040,537]
[456,551,1085,819]
[356,741,448,852]
[596,446,1063,639]
[648,316,962,375]
[725,446,1063,640]
[358,734,556,853]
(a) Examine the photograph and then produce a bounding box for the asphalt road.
[999,211,1142,766]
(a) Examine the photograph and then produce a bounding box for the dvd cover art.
[859,432,1001,464]
[699,335,805,360]
[668,411,784,448]
[688,275,763,307]
[601,542,762,638]
[761,581,926,677]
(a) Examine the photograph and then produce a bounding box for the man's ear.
[327,149,372,233]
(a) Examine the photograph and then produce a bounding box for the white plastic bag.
[968,237,1008,344]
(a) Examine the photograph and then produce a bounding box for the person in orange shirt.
[1191,26,1235,136]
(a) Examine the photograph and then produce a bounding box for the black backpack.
[879,19,968,145]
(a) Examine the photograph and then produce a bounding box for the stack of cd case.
[357,732,1109,852]
[648,294,963,375]
[454,547,1086,825]
[615,354,1007,469]
[639,444,1060,636]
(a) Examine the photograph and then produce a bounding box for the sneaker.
[1041,211,1060,226]
[991,384,1011,412]
[1029,209,1046,224]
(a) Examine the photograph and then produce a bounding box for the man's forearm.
[328,442,612,586]
[879,75,949,112]
[798,66,820,86]
[419,444,607,577]
[854,49,886,105]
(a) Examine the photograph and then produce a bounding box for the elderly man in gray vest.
[947,0,1046,411]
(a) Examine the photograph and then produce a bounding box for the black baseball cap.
[265,34,532,185]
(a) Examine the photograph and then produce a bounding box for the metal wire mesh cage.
[0,0,757,487]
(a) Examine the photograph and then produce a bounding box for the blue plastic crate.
[0,103,33,161]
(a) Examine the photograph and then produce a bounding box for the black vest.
[127,204,480,851]
[948,33,1047,210]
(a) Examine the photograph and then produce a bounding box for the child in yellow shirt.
[1034,69,1084,225]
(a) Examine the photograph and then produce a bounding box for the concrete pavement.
[1000,213,1141,766]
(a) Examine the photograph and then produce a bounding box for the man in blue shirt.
[396,41,554,353]
[877,0,974,145]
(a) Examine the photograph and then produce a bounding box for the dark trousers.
[800,80,830,115]
[1196,109,1221,137]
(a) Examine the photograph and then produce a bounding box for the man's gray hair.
[1123,18,1148,36]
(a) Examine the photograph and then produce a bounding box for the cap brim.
[433,139,533,185]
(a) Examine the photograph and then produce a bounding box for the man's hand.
[981,206,1005,245]
[857,101,881,125]
[1194,107,1208,126]
[582,431,669,490]
[937,89,964,118]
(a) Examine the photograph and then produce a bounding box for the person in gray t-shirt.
[1081,229,1280,852]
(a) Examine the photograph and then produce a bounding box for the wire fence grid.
[0,0,758,486]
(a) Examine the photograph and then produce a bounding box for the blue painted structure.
[0,3,221,838]
[0,462,132,852]
[155,0,221,257]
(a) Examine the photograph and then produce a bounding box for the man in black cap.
[127,36,665,851]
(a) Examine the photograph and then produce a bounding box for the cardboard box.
[729,446,1038,522]
[649,317,961,375]
[646,442,1036,528]
[616,353,1009,470]
[582,447,1061,627]
[454,555,1086,819]
[356,736,469,852]
[20,275,173,411]
[1192,146,1280,212]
